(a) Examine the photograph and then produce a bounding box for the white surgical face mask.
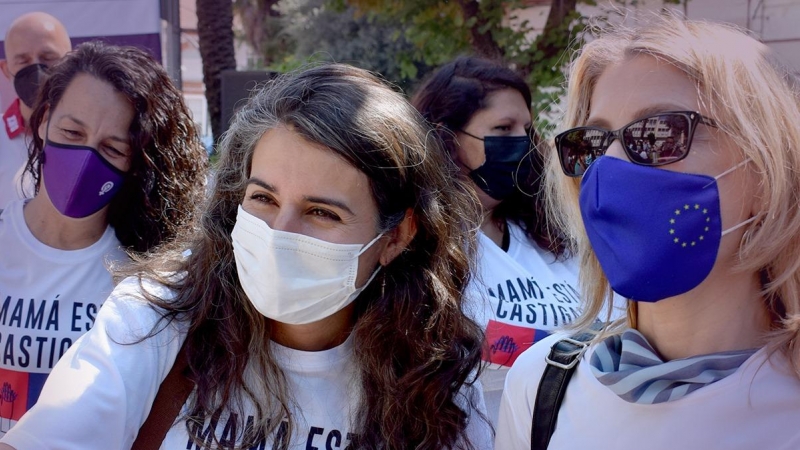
[231,205,383,325]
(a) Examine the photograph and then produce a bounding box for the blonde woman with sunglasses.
[496,15,800,450]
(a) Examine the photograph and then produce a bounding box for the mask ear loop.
[356,232,385,256]
[722,216,757,236]
[714,158,751,181]
[716,158,758,236]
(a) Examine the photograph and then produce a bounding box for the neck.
[636,264,770,361]
[480,209,505,247]
[24,189,110,250]
[271,303,355,351]
[20,102,32,127]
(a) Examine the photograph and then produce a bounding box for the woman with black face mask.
[413,56,595,426]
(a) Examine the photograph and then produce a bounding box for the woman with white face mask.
[495,15,800,450]
[0,63,493,450]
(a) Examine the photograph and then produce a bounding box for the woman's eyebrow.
[246,177,275,192]
[60,114,129,144]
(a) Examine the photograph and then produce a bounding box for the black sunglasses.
[554,111,717,177]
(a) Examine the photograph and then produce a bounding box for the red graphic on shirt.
[0,369,27,423]
[483,320,550,367]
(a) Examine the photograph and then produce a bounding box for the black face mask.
[464,134,533,200]
[13,63,48,109]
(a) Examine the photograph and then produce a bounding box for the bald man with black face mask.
[0,12,71,209]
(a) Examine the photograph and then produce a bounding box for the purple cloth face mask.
[42,140,125,218]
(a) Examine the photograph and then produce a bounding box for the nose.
[604,138,630,162]
[268,209,303,235]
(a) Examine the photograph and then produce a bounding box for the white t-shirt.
[0,198,127,435]
[495,332,800,450]
[1,277,494,450]
[465,222,581,426]
[0,111,29,209]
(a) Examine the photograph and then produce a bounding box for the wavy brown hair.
[411,55,566,256]
[128,63,487,448]
[25,41,207,253]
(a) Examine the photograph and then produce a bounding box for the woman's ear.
[0,60,10,80]
[379,208,417,266]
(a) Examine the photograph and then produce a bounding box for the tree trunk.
[458,0,504,60]
[196,0,237,145]
[519,0,578,81]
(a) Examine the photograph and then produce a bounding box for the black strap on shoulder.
[530,328,596,450]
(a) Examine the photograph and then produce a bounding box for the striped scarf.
[589,329,756,404]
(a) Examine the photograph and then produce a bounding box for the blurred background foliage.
[226,0,685,134]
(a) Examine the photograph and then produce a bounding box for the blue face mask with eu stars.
[578,156,753,302]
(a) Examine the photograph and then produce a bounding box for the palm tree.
[196,0,237,147]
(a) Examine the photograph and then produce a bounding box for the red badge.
[3,98,25,140]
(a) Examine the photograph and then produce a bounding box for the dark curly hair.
[25,41,208,253]
[412,55,566,256]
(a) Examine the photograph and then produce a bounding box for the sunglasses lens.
[557,128,607,176]
[624,114,691,165]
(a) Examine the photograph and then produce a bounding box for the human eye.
[248,191,277,206]
[60,128,82,140]
[308,207,341,222]
[41,55,59,65]
[99,144,126,157]
[494,125,512,132]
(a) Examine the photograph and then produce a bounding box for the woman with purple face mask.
[412,57,601,426]
[0,41,207,435]
[496,15,800,450]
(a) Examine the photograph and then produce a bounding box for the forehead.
[50,73,135,135]
[251,125,372,195]
[482,88,528,113]
[588,55,700,127]
[5,22,65,57]
[469,88,530,124]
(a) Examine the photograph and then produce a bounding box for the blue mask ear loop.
[708,158,758,236]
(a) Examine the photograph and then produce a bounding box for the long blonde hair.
[547,14,800,376]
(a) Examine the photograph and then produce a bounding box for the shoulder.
[95,275,181,342]
[495,333,569,450]
[504,332,565,396]
[457,377,494,450]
